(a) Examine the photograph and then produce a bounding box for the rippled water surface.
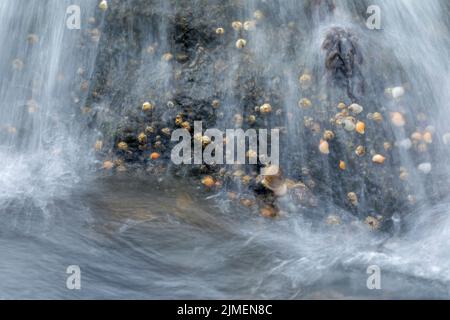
[0,175,449,299]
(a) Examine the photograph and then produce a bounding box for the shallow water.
[0,174,449,299]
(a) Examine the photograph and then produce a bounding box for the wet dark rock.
[84,0,444,230]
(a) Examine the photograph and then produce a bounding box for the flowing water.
[1,0,450,299]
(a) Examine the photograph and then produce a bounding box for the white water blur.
[0,0,99,218]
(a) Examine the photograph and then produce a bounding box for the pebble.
[343,118,356,131]
[201,176,215,188]
[150,152,161,160]
[372,154,386,164]
[319,140,330,154]
[355,121,365,134]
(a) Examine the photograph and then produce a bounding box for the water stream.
[1,0,450,299]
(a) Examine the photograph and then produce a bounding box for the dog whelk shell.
[355,146,365,156]
[117,142,128,151]
[99,0,108,11]
[323,130,335,141]
[260,103,272,114]
[337,102,346,110]
[372,112,383,123]
[162,53,173,61]
[339,161,346,170]
[142,101,154,112]
[161,128,171,136]
[138,133,147,144]
[365,216,380,230]
[298,98,312,108]
[181,121,191,131]
[247,115,256,124]
[201,136,211,146]
[236,39,247,49]
[232,21,243,31]
[347,192,358,206]
[211,99,220,109]
[299,74,312,88]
